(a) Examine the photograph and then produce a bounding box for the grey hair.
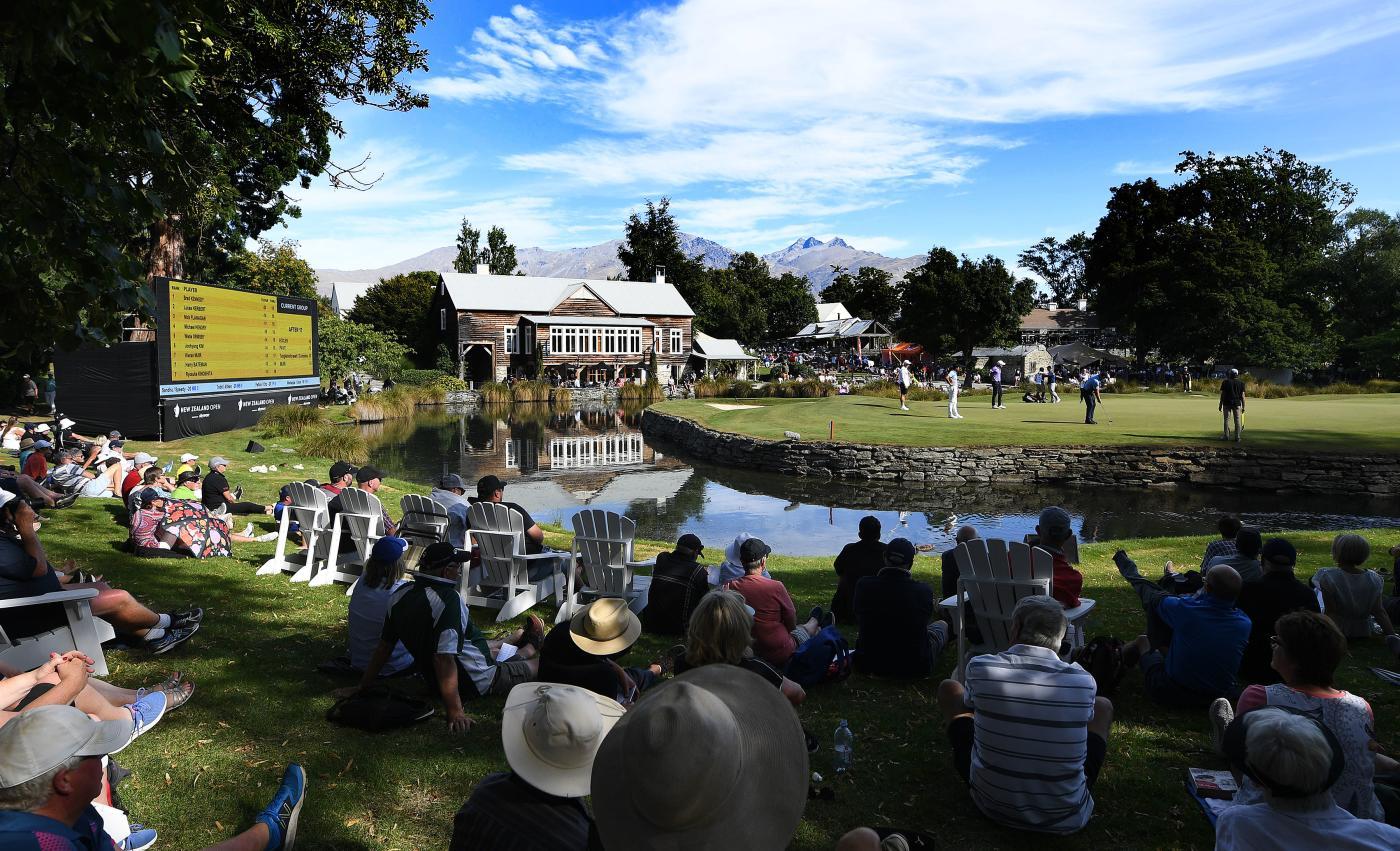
[955,525,979,544]
[1011,595,1067,650]
[1332,533,1370,568]
[0,756,84,813]
[1244,708,1336,810]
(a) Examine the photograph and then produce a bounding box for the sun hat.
[33,423,50,433]
[355,465,384,484]
[723,533,754,567]
[371,535,408,563]
[568,597,642,656]
[133,452,157,465]
[591,664,808,850]
[0,705,134,787]
[209,456,229,469]
[179,452,199,462]
[0,490,15,511]
[58,418,76,430]
[438,473,466,491]
[884,537,917,567]
[19,437,33,451]
[176,470,200,484]
[502,683,625,798]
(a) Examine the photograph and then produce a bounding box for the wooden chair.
[556,509,655,624]
[398,494,450,547]
[310,487,384,590]
[464,502,564,622]
[257,482,330,581]
[0,589,114,676]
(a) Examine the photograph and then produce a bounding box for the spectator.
[1206,527,1264,583]
[723,537,827,668]
[120,453,159,502]
[128,489,192,559]
[430,473,471,549]
[203,457,269,516]
[940,523,980,604]
[1215,708,1400,850]
[327,465,397,539]
[450,683,623,851]
[590,665,809,851]
[321,461,355,497]
[1211,611,1388,821]
[0,706,306,851]
[41,373,56,414]
[0,649,190,733]
[0,465,70,511]
[174,453,199,477]
[344,536,414,677]
[936,596,1112,835]
[1035,507,1084,608]
[640,533,708,636]
[18,374,37,414]
[1235,538,1320,684]
[470,475,540,555]
[712,532,771,586]
[357,542,540,733]
[830,516,887,625]
[539,598,658,705]
[20,440,51,484]
[127,467,173,515]
[1200,516,1244,570]
[1114,549,1250,707]
[1313,533,1396,641]
[170,470,201,501]
[674,589,805,707]
[52,456,124,499]
[853,538,949,678]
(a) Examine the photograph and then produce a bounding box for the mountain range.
[314,234,923,295]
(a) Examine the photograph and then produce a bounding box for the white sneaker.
[256,532,279,543]
[900,405,909,411]
[240,523,254,537]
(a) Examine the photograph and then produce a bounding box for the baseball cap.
[0,705,134,786]
[477,474,507,495]
[0,490,15,511]
[421,541,465,569]
[355,465,384,484]
[329,461,356,481]
[33,423,50,433]
[33,439,51,449]
[1038,506,1073,536]
[133,452,157,465]
[108,430,122,439]
[108,440,124,449]
[176,470,200,484]
[138,488,164,507]
[739,537,771,565]
[179,453,199,462]
[676,533,704,556]
[902,359,910,365]
[438,473,466,491]
[1260,538,1297,567]
[884,537,917,567]
[209,456,229,469]
[371,535,409,563]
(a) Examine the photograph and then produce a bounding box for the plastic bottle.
[833,719,853,774]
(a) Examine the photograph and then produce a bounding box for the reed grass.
[257,404,326,437]
[294,423,369,464]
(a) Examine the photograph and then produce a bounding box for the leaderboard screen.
[154,277,320,397]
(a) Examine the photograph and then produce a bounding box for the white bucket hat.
[58,418,76,430]
[723,532,754,568]
[502,683,624,798]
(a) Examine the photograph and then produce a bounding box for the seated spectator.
[20,440,51,485]
[723,537,827,669]
[0,492,200,653]
[590,665,809,851]
[175,452,199,476]
[1206,527,1264,583]
[0,650,190,735]
[120,453,158,502]
[345,537,414,677]
[1201,515,1244,569]
[1215,708,1400,850]
[0,467,71,511]
[450,682,623,851]
[1115,549,1250,707]
[327,466,397,552]
[430,473,471,549]
[830,516,887,625]
[1235,538,1320,684]
[203,457,270,516]
[854,538,949,678]
[0,706,306,851]
[640,533,708,636]
[1314,533,1396,641]
[127,467,173,515]
[712,532,771,586]
[1211,611,1389,821]
[358,542,540,733]
[940,524,979,602]
[170,470,202,500]
[52,455,124,499]
[539,597,659,704]
[936,596,1112,835]
[128,489,193,559]
[1035,507,1084,608]
[470,475,540,555]
[675,588,805,706]
[321,461,356,497]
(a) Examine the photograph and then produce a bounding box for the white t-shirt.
[1216,802,1400,851]
[946,370,958,392]
[897,366,912,387]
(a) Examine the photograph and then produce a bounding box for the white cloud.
[1112,160,1178,176]
[1308,140,1400,164]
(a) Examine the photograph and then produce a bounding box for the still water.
[364,405,1400,557]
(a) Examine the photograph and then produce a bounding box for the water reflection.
[365,406,1400,556]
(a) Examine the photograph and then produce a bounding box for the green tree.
[346,271,438,366]
[617,198,706,300]
[761,272,819,339]
[482,226,519,275]
[1018,233,1091,304]
[1086,178,1181,364]
[1327,209,1400,374]
[818,266,857,306]
[818,266,897,325]
[453,219,482,273]
[899,249,1035,376]
[318,315,409,383]
[223,239,319,299]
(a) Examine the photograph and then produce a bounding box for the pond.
[363,405,1400,557]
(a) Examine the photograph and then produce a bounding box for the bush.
[761,379,836,398]
[551,387,573,407]
[853,379,945,401]
[694,377,746,398]
[258,403,325,436]
[1364,379,1400,393]
[479,382,512,404]
[429,374,468,393]
[296,424,369,464]
[348,399,385,422]
[619,382,664,402]
[511,380,551,403]
[376,386,421,418]
[396,368,444,386]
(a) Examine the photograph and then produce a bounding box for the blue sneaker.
[256,764,306,850]
[120,824,158,850]
[126,689,168,743]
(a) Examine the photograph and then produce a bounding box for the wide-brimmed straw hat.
[568,597,642,656]
[502,682,624,798]
[591,664,809,850]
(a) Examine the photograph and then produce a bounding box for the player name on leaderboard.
[167,281,315,381]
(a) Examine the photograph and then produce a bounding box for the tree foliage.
[618,198,706,294]
[453,219,482,273]
[899,249,1034,374]
[453,220,518,275]
[346,271,438,366]
[318,316,410,383]
[820,266,898,325]
[1018,234,1090,304]
[222,239,319,300]
[1327,209,1400,373]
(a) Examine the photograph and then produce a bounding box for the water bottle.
[833,719,854,774]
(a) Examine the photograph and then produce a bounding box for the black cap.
[739,537,771,565]
[355,465,383,484]
[885,537,917,567]
[329,461,356,481]
[421,541,465,570]
[676,533,704,556]
[138,488,164,507]
[477,475,507,496]
[1260,538,1297,567]
[176,470,200,484]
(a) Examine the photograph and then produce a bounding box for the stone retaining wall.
[445,385,685,407]
[641,410,1398,495]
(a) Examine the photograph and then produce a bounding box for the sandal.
[162,679,196,712]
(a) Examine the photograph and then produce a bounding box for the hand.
[33,653,62,680]
[330,685,361,699]
[56,654,89,683]
[11,501,36,536]
[446,709,474,733]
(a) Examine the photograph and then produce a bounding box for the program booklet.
[1186,768,1238,800]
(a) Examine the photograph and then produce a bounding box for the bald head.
[1204,564,1242,601]
[956,525,979,544]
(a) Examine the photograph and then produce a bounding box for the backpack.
[1072,636,1126,697]
[785,625,853,688]
[326,688,435,732]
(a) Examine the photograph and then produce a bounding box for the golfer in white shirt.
[946,367,963,418]
[897,360,917,411]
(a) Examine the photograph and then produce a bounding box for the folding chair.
[0,588,114,676]
[464,502,564,622]
[310,487,384,590]
[557,509,654,624]
[257,482,330,581]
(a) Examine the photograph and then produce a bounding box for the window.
[547,325,643,355]
[504,327,519,354]
[670,328,683,354]
[522,325,534,355]
[439,308,447,331]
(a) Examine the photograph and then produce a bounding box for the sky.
[277,0,1400,272]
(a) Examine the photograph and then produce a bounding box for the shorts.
[897,383,909,394]
[488,658,535,696]
[947,715,1106,787]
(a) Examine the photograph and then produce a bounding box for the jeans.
[1084,394,1097,423]
[1222,406,1242,440]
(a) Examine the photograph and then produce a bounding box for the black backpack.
[326,688,435,732]
[1072,636,1126,697]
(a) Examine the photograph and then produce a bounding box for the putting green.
[655,392,1400,454]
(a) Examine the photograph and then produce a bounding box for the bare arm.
[779,677,806,707]
[11,503,49,579]
[356,641,394,690]
[21,655,90,710]
[524,523,544,548]
[433,654,473,733]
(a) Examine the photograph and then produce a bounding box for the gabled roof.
[440,273,694,317]
[789,317,892,340]
[329,281,376,316]
[692,332,755,360]
[815,302,851,323]
[1021,308,1098,331]
[521,315,654,327]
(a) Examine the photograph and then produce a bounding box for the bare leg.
[86,678,140,704]
[72,685,132,722]
[1088,696,1114,741]
[937,678,972,722]
[204,823,270,851]
[835,827,882,851]
[79,585,159,636]
[11,474,57,507]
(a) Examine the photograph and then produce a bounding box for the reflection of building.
[550,433,646,469]
[508,469,695,514]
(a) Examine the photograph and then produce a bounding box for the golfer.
[945,366,963,419]
[896,359,917,411]
[1048,367,1060,403]
[1219,368,1246,441]
[990,359,1005,409]
[1080,369,1102,424]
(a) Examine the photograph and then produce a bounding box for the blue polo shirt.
[0,806,117,850]
[1157,593,1251,695]
[1080,375,1100,392]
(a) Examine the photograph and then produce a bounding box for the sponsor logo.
[237,398,275,410]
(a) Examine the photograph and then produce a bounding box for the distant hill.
[315,234,923,296]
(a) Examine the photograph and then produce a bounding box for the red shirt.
[1050,550,1084,609]
[22,452,46,480]
[121,469,141,499]
[725,573,798,666]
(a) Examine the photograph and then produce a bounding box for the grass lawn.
[24,423,1400,849]
[656,392,1400,454]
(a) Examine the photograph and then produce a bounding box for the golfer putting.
[1080,369,1102,424]
[1219,367,1246,441]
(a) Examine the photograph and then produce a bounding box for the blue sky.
[279,0,1400,272]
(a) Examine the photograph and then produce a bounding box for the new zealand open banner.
[161,388,321,439]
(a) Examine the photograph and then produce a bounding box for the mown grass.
[658,392,1400,455]
[33,423,1400,849]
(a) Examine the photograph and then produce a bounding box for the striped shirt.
[383,574,496,697]
[1199,538,1238,571]
[964,644,1098,834]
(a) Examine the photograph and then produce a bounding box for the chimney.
[475,263,490,275]
[1077,298,1088,311]
[654,265,666,285]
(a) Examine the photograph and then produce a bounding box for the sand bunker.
[706,403,765,411]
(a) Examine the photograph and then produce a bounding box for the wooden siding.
[550,296,617,317]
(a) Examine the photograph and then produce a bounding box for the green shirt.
[170,486,200,500]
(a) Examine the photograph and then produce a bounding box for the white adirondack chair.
[0,589,114,676]
[398,494,450,547]
[942,538,1097,681]
[310,487,384,589]
[464,502,564,622]
[556,510,655,624]
[257,482,330,580]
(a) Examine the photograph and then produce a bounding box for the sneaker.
[808,605,825,623]
[120,824,158,851]
[170,608,204,630]
[1208,697,1234,755]
[900,405,909,411]
[233,485,244,500]
[240,523,255,537]
[146,623,199,655]
[126,689,168,743]
[256,764,307,851]
[256,531,279,542]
